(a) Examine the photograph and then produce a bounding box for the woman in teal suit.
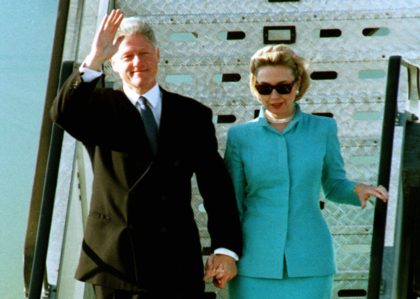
[224,45,389,299]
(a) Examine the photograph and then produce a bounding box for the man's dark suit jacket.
[51,71,242,294]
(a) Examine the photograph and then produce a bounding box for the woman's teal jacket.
[224,104,360,279]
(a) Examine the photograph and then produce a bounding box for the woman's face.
[255,65,299,118]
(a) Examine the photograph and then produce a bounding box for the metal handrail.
[25,1,113,297]
[367,55,401,299]
[25,0,71,297]
[367,55,420,298]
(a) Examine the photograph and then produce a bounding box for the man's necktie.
[136,96,158,155]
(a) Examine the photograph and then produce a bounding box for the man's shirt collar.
[124,83,161,108]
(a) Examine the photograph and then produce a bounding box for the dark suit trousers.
[94,285,143,299]
[93,285,209,299]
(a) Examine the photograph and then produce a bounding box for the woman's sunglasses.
[255,81,295,95]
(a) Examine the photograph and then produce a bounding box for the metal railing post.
[26,0,71,295]
[367,55,402,299]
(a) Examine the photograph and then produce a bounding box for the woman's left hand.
[354,183,389,208]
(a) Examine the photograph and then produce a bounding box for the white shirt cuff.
[79,65,103,82]
[214,248,239,261]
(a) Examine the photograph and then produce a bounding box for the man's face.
[111,33,160,94]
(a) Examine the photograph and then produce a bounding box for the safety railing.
[367,55,420,299]
[24,0,71,298]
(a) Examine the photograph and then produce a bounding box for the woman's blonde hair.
[249,45,310,101]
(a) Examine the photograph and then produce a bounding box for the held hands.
[204,254,237,288]
[354,183,389,208]
[84,9,125,71]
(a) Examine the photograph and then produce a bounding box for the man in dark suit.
[51,9,242,299]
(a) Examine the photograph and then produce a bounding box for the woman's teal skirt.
[228,272,333,299]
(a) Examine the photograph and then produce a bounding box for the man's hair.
[116,17,157,46]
